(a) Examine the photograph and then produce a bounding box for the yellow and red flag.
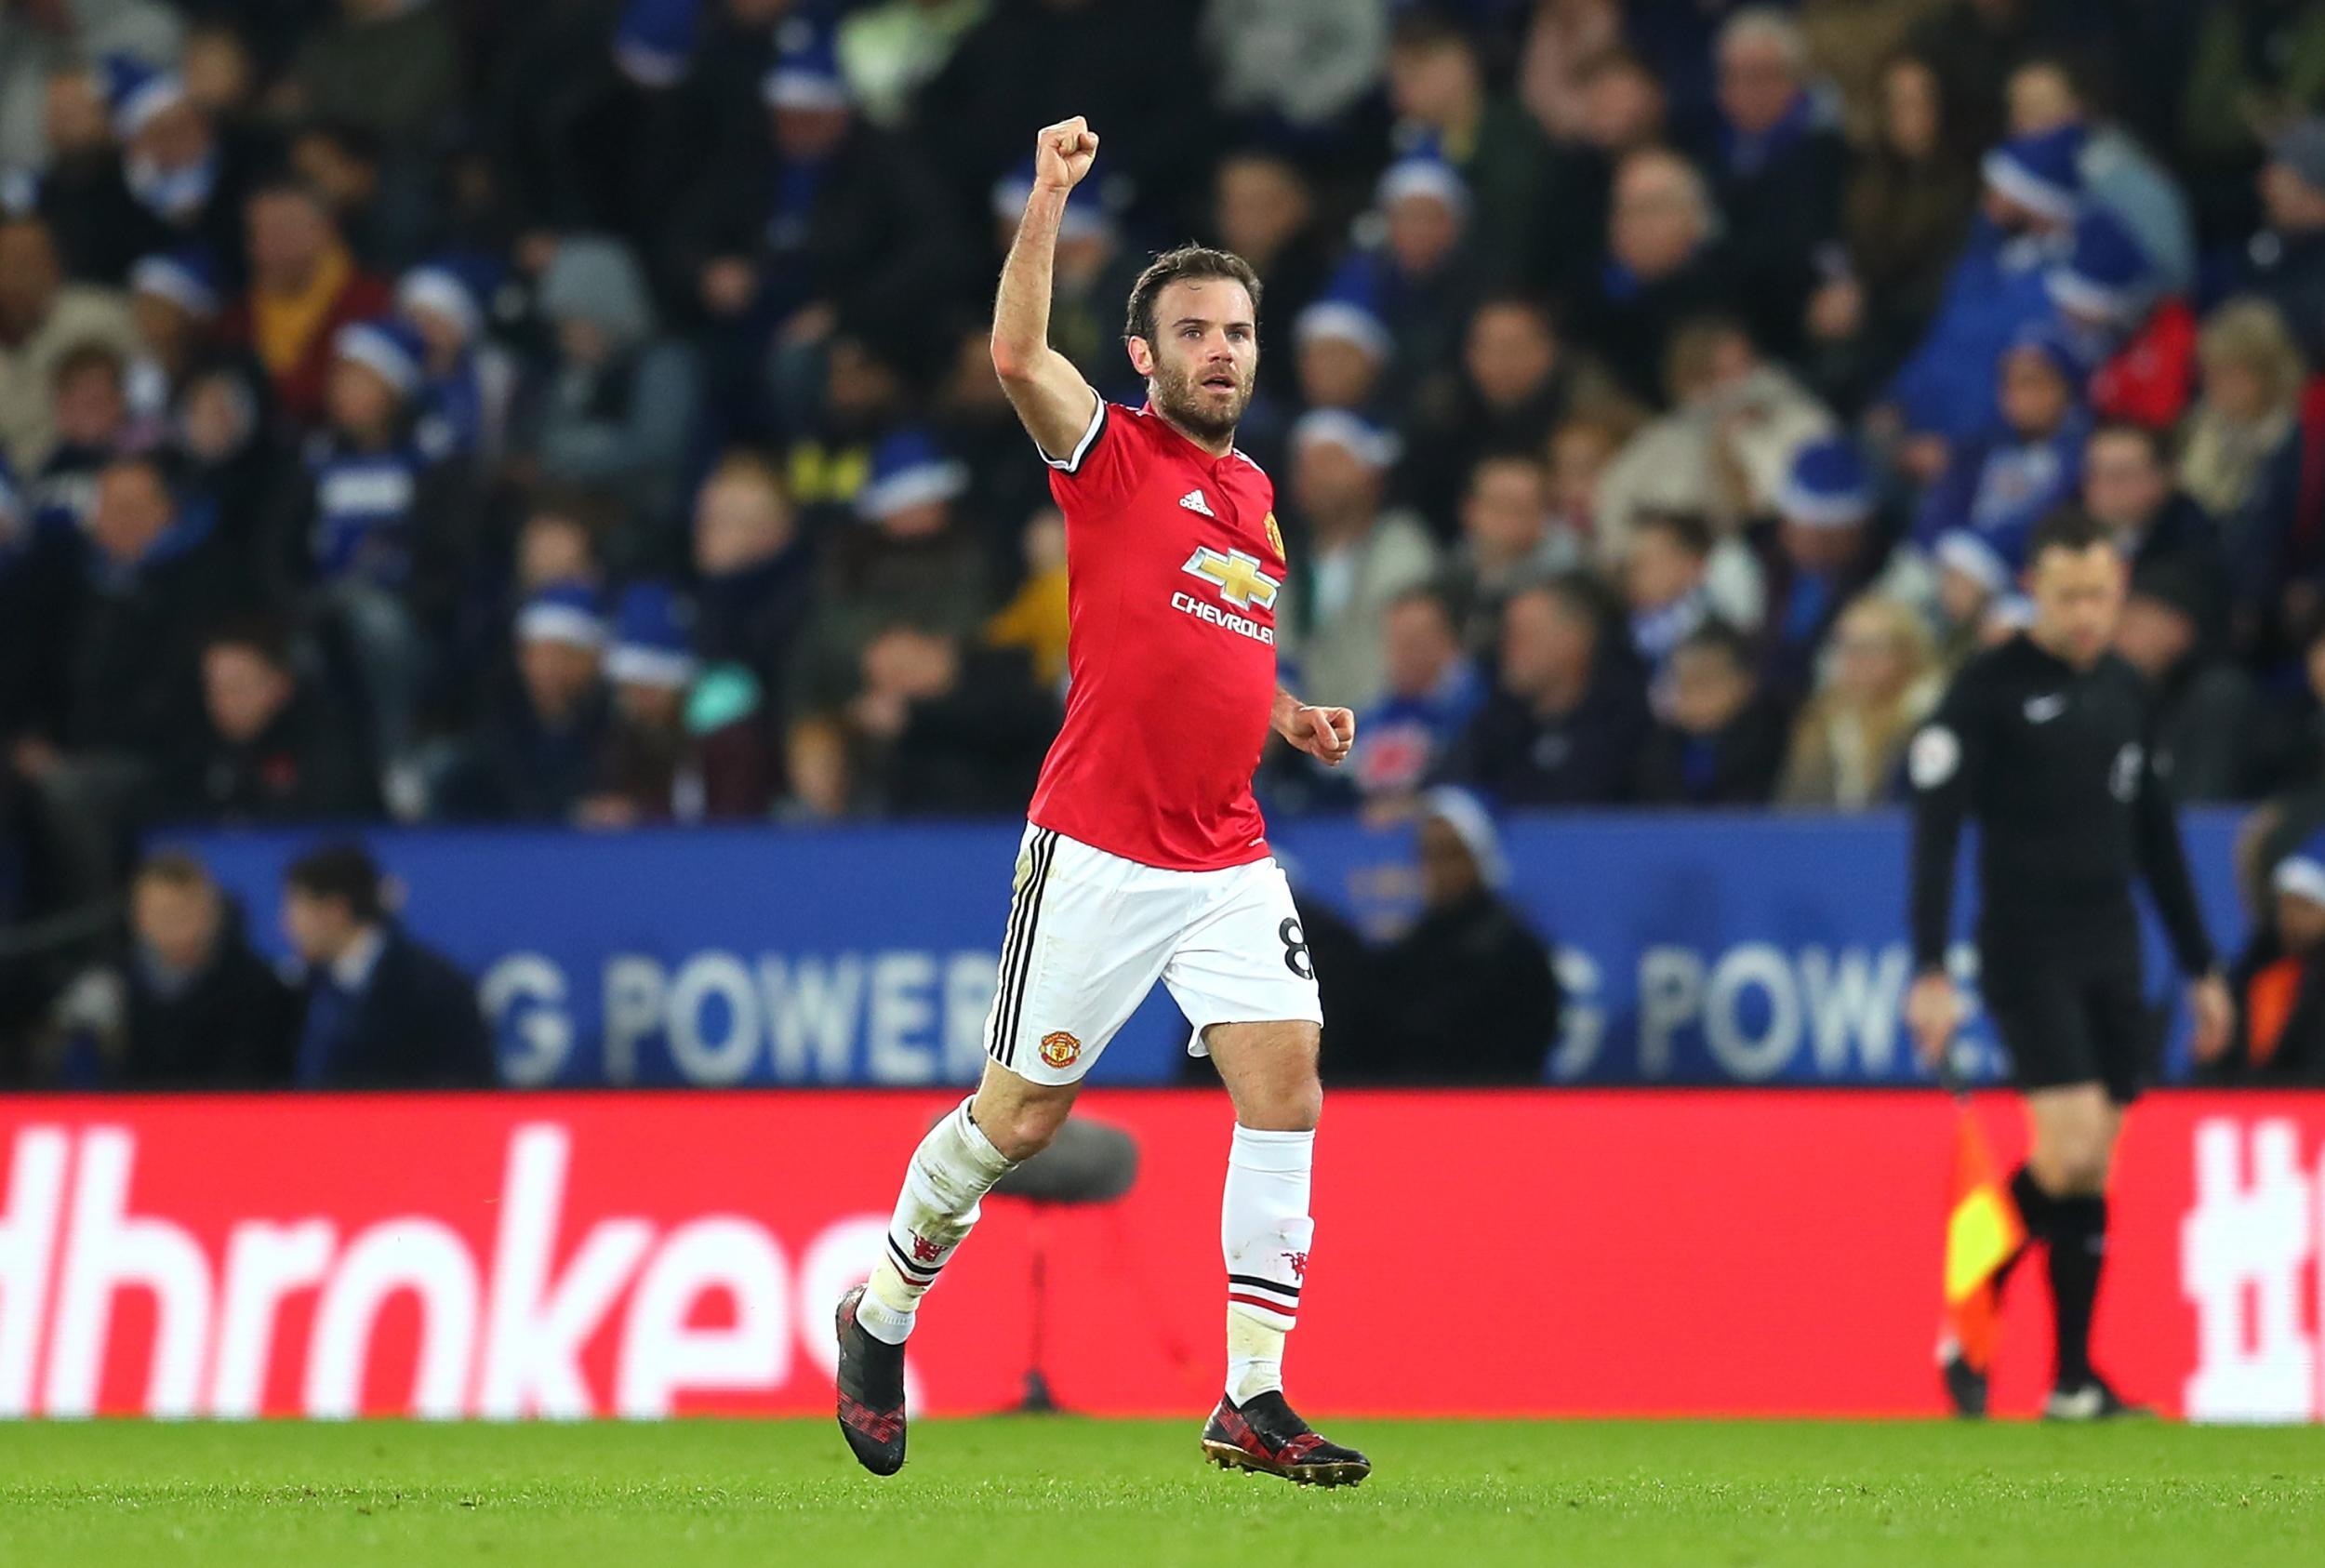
[1941,1105,2026,1373]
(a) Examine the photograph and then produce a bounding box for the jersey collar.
[1139,400,1242,467]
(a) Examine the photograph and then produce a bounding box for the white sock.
[860,1097,1016,1345]
[1221,1124,1314,1403]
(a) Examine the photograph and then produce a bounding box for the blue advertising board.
[178,812,2249,1088]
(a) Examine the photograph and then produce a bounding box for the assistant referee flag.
[1942,1106,2026,1373]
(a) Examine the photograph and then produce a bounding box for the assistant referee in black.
[1905,509,2233,1420]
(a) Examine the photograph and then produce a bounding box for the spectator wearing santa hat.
[2047,208,2194,432]
[1914,324,2092,649]
[579,580,776,826]
[1329,145,1487,425]
[95,52,264,274]
[125,246,221,427]
[1757,437,1920,698]
[1293,266,1393,418]
[393,257,517,468]
[789,426,990,719]
[277,315,477,766]
[1880,123,2084,467]
[441,580,613,822]
[1273,409,1440,714]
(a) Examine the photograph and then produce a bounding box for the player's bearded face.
[1150,341,1256,439]
[1141,285,1258,439]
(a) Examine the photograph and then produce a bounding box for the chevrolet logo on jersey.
[1182,546,1281,611]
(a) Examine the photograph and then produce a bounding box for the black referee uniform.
[1908,631,2215,1102]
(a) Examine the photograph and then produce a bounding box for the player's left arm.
[2132,727,2234,1060]
[1273,687,1354,767]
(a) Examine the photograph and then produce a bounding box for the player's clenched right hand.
[1034,116,1098,193]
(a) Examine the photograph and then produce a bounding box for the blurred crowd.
[8,0,2325,1079]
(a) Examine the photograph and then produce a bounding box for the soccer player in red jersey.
[834,116,1369,1486]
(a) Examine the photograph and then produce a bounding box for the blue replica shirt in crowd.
[759,156,832,315]
[307,438,425,586]
[1916,411,2090,591]
[30,444,104,537]
[415,354,483,461]
[1885,220,2064,444]
[1356,661,1487,799]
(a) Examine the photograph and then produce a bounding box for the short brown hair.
[134,850,214,895]
[285,842,385,924]
[1635,510,1715,559]
[2026,506,2112,564]
[1123,246,1262,347]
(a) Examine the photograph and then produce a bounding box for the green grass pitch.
[5,1418,2322,1566]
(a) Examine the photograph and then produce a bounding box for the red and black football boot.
[1201,1390,1370,1486]
[833,1285,907,1475]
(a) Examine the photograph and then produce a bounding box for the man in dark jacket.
[671,30,968,352]
[1571,148,1735,408]
[1399,293,1618,525]
[1706,10,1846,360]
[1634,621,1791,807]
[13,454,227,905]
[1442,575,1651,805]
[2114,562,2259,804]
[2241,119,2325,366]
[173,618,380,824]
[123,852,299,1087]
[443,583,612,822]
[281,842,496,1088]
[2079,423,2230,642]
[851,628,1058,817]
[1333,787,1561,1083]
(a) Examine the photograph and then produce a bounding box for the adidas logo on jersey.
[1178,489,1216,518]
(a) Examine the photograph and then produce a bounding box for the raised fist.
[1034,116,1098,193]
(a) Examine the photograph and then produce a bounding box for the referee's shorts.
[1978,938,2156,1105]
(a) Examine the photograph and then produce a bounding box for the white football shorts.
[982,822,1323,1085]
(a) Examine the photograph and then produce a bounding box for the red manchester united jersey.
[1025,397,1284,870]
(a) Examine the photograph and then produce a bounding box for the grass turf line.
[1,1418,2320,1567]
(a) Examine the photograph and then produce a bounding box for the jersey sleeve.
[1906,663,1990,972]
[1037,395,1143,517]
[2135,724,2218,978]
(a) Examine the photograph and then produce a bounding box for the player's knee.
[1241,1070,1322,1133]
[983,1100,1070,1163]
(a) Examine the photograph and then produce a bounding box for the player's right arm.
[1905,661,1991,1066]
[990,117,1103,466]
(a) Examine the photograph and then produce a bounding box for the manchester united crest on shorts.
[1263,510,1284,562]
[1039,1030,1082,1069]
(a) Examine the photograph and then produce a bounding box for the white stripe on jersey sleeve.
[1033,393,1108,474]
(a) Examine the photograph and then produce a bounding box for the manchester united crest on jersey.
[1263,510,1284,562]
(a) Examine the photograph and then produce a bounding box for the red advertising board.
[0,1091,2318,1420]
